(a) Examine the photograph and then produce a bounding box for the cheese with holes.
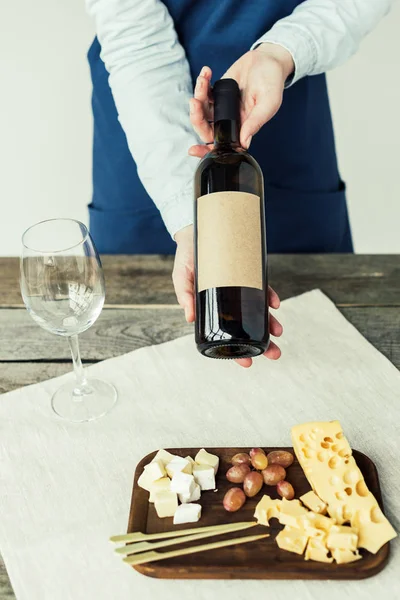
[331,548,362,564]
[299,511,336,537]
[305,537,333,563]
[195,449,219,475]
[300,490,327,514]
[192,464,216,490]
[173,503,202,525]
[166,457,192,478]
[154,490,178,518]
[276,526,308,555]
[149,477,171,502]
[151,449,175,467]
[254,495,282,526]
[179,483,201,504]
[279,498,309,528]
[291,421,397,553]
[170,472,196,495]
[327,525,358,551]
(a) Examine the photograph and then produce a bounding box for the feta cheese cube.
[144,459,166,482]
[170,472,196,495]
[179,483,201,504]
[173,503,202,525]
[193,464,216,491]
[154,491,178,518]
[149,477,171,502]
[195,449,219,475]
[166,457,192,478]
[151,449,175,467]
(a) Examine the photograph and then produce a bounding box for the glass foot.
[51,378,117,422]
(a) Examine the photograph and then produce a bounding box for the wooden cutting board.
[127,447,390,579]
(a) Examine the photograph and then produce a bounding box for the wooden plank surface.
[128,447,388,580]
[0,307,398,368]
[2,255,400,307]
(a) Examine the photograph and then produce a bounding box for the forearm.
[86,0,199,237]
[252,0,393,85]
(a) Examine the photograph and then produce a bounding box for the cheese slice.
[327,525,358,551]
[166,457,192,478]
[195,449,219,475]
[153,491,178,518]
[305,537,333,563]
[149,477,171,502]
[331,548,362,564]
[278,498,309,528]
[254,495,282,526]
[291,421,397,553]
[151,449,175,467]
[300,490,327,515]
[143,459,166,482]
[276,526,308,555]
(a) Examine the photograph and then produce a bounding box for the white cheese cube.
[179,483,201,504]
[144,459,166,482]
[154,491,178,518]
[149,477,171,502]
[137,469,155,492]
[195,449,219,475]
[166,457,192,478]
[170,472,196,495]
[193,464,216,491]
[173,503,202,525]
[151,449,175,467]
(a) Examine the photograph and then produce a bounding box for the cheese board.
[126,443,392,579]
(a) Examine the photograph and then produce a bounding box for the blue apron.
[88,0,353,254]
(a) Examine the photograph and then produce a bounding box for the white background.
[1,0,399,256]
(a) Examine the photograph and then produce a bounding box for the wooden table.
[0,254,399,597]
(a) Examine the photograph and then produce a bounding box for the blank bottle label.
[197,191,263,292]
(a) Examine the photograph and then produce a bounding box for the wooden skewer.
[123,533,270,566]
[115,522,258,555]
[110,520,256,544]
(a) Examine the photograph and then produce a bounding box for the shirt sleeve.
[252,0,394,86]
[85,0,200,238]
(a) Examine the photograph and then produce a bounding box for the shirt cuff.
[251,23,318,87]
[160,182,194,239]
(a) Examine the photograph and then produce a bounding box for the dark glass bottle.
[194,78,269,359]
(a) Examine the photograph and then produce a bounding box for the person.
[85,0,392,367]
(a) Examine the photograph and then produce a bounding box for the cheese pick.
[116,523,256,556]
[122,533,270,566]
[110,520,256,544]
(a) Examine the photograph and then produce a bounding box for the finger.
[188,144,212,158]
[268,286,280,309]
[172,265,195,323]
[263,340,281,360]
[270,314,283,337]
[235,357,253,368]
[190,98,214,143]
[194,67,213,119]
[240,94,282,149]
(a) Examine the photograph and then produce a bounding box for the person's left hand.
[188,42,294,156]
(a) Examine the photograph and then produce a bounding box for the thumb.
[240,94,282,149]
[172,262,195,323]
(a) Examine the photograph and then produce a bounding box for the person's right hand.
[172,225,283,367]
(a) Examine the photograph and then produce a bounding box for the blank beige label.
[197,191,263,292]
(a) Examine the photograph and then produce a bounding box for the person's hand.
[172,225,283,367]
[188,43,294,157]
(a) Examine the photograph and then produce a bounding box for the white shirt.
[86,0,392,239]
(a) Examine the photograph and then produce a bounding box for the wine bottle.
[194,78,269,359]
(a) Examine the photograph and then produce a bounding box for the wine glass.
[20,218,117,422]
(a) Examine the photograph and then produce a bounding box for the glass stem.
[68,334,88,396]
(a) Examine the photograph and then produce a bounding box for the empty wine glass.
[20,218,117,422]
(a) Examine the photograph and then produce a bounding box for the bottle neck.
[214,119,240,149]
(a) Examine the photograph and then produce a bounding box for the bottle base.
[197,340,269,360]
